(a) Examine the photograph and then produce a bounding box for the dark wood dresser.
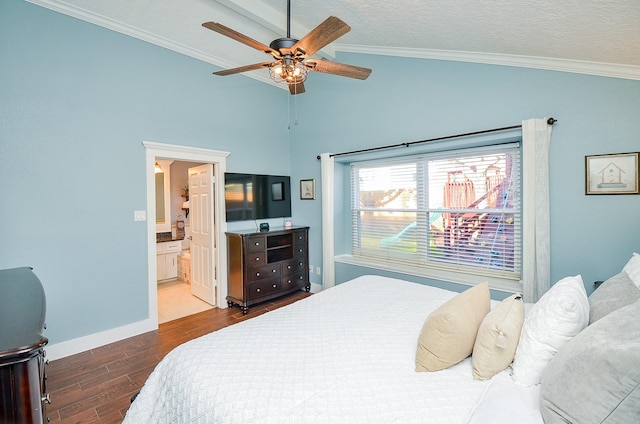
[226,226,310,314]
[0,267,49,424]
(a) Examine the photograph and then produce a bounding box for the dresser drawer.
[282,258,306,276]
[293,231,307,246]
[247,263,280,281]
[246,235,266,253]
[293,245,306,258]
[246,251,267,268]
[247,279,281,300]
[281,272,306,288]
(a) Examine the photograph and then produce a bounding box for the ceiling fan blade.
[213,62,273,76]
[202,22,280,57]
[291,16,350,58]
[288,81,305,95]
[304,59,371,80]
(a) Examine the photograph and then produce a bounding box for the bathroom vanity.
[157,240,182,282]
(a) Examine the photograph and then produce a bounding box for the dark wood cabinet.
[0,267,49,424]
[226,226,310,314]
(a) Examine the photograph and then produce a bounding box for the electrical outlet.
[316,267,321,275]
[309,264,313,273]
[134,210,146,221]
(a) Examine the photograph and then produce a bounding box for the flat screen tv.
[224,173,292,222]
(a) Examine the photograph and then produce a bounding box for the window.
[350,143,522,281]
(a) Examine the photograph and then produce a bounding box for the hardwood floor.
[45,291,312,423]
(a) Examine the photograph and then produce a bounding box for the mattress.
[124,275,541,424]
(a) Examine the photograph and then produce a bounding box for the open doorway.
[155,160,214,323]
[144,141,230,328]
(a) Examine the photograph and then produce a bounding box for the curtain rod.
[316,117,557,160]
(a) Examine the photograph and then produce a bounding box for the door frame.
[144,141,230,326]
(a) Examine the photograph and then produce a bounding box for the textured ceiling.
[29,0,640,86]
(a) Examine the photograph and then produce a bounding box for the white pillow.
[511,275,589,386]
[622,252,640,288]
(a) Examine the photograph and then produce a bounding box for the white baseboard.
[309,282,322,293]
[45,318,157,361]
[47,285,321,361]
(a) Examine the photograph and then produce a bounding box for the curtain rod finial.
[316,155,321,160]
[547,117,557,125]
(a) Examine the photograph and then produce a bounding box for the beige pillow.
[472,293,525,380]
[416,282,490,372]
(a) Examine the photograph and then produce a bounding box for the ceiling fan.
[202,0,372,95]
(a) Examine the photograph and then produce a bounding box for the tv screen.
[224,173,292,222]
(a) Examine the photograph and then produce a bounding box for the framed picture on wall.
[300,179,316,200]
[585,152,639,195]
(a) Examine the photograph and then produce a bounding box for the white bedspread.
[124,275,540,423]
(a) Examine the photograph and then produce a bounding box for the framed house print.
[585,152,639,195]
[300,179,316,200]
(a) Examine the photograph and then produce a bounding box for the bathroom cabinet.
[226,226,310,314]
[157,240,181,282]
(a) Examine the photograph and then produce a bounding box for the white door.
[189,164,217,305]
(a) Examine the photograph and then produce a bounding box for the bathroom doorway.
[155,160,212,323]
[144,141,230,327]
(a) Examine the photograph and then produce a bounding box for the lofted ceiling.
[28,0,640,90]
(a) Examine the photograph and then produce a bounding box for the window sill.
[334,254,522,294]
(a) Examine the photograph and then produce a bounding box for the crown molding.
[336,44,640,81]
[25,0,286,90]
[26,0,640,83]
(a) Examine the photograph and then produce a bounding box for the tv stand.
[226,226,310,314]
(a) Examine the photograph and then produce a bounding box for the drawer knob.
[287,265,291,269]
[256,272,260,277]
[299,262,303,266]
[272,269,276,273]
[42,393,51,404]
[255,257,260,261]
[255,242,260,246]
[272,284,277,288]
[256,288,261,292]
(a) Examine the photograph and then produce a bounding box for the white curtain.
[320,153,335,290]
[521,118,553,302]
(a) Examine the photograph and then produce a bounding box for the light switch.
[134,210,146,221]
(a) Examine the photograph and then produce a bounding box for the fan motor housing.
[270,37,299,52]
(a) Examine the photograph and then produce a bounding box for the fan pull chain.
[287,88,299,130]
[287,91,291,129]
[294,89,299,126]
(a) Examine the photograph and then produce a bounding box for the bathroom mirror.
[155,173,165,223]
[155,160,172,233]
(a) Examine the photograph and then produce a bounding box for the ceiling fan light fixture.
[269,61,307,84]
[202,3,371,95]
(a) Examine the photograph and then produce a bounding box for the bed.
[124,259,640,424]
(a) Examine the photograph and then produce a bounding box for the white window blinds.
[350,143,522,280]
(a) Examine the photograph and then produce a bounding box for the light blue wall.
[0,0,290,344]
[289,53,640,295]
[2,0,639,347]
